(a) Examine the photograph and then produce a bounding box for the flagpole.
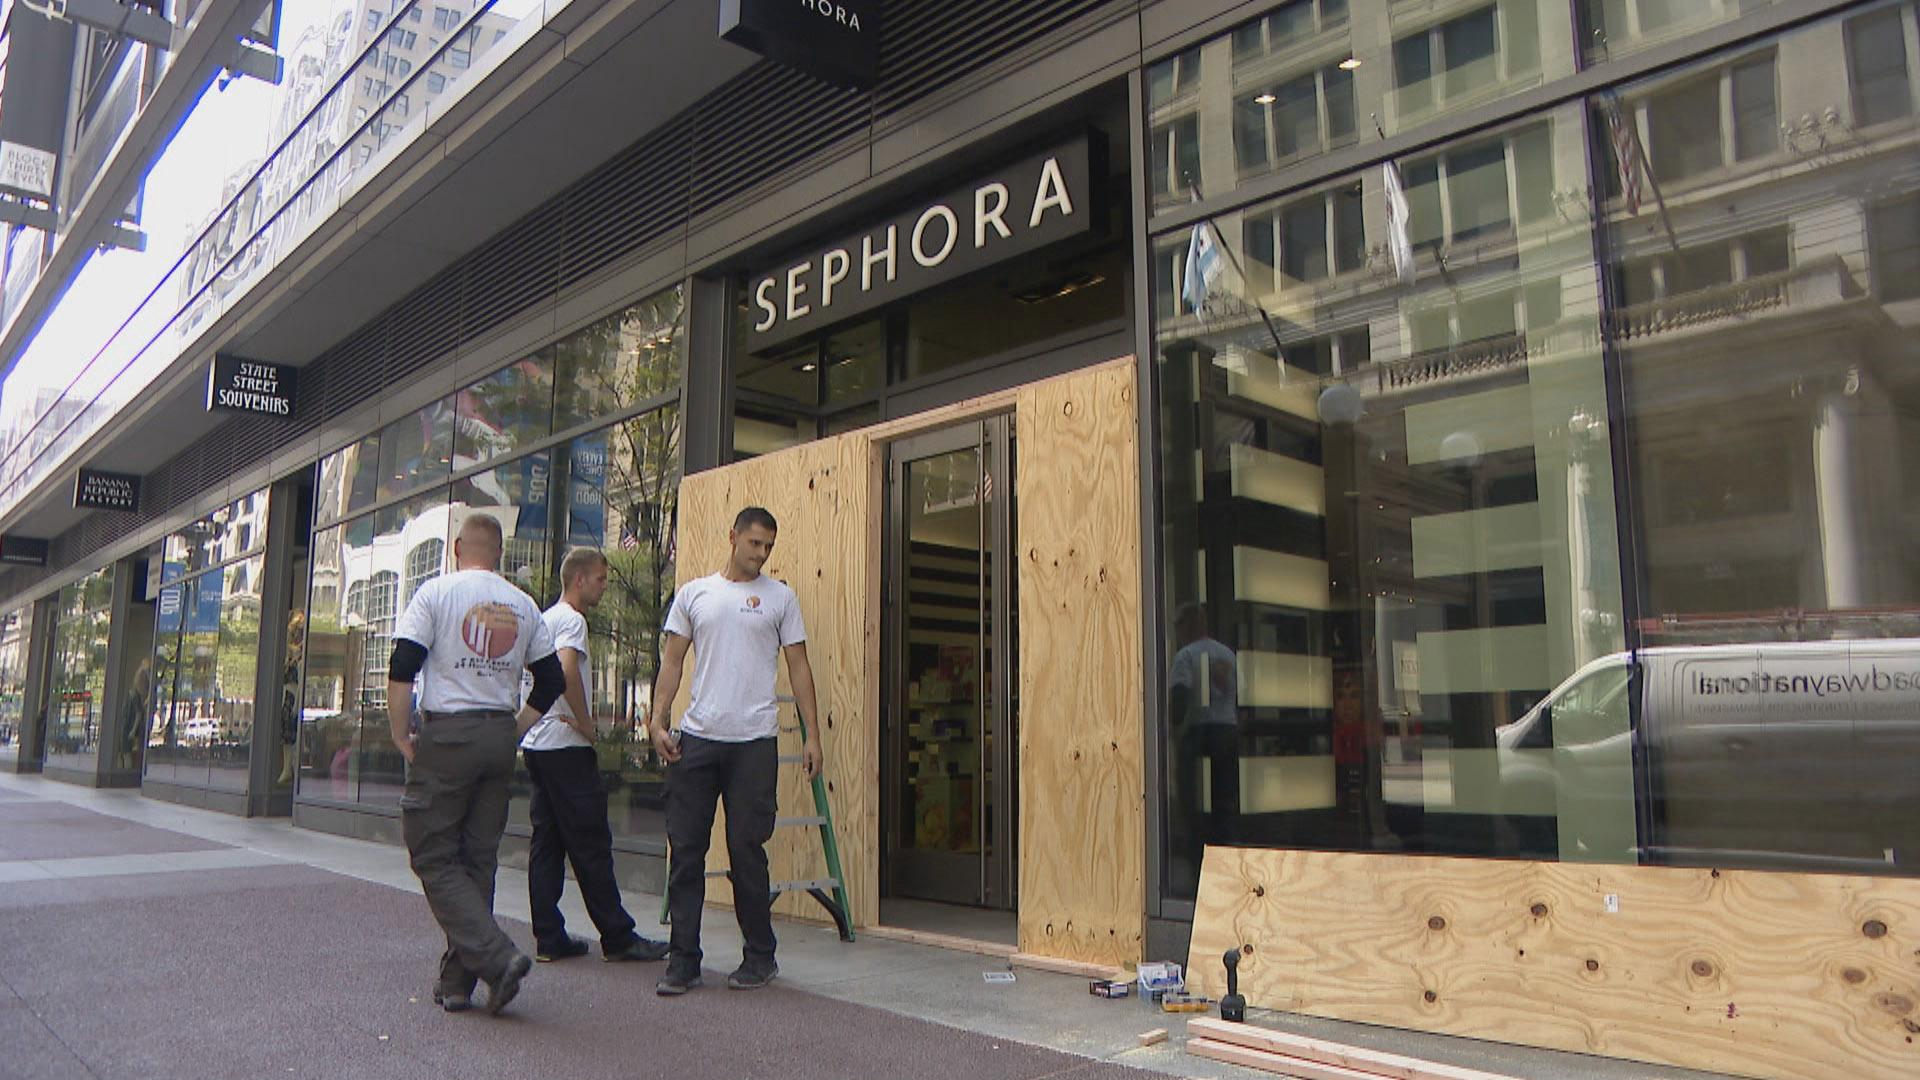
[1183,172,1290,373]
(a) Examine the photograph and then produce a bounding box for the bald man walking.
[389,514,566,1016]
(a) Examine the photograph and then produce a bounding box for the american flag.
[1601,92,1647,215]
[618,521,640,551]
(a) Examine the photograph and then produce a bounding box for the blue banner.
[567,434,608,547]
[514,453,551,541]
[188,568,224,634]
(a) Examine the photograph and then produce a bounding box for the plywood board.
[1186,846,1920,1080]
[669,435,881,929]
[1014,362,1145,969]
[670,358,1146,971]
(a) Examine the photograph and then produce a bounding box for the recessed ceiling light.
[800,363,819,372]
[1338,57,1362,70]
[1254,93,1277,105]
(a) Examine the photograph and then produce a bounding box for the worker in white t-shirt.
[387,514,562,1017]
[649,506,821,995]
[520,546,669,965]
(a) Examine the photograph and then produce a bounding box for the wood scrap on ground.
[1185,1018,1519,1080]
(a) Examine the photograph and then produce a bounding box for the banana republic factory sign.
[747,134,1099,351]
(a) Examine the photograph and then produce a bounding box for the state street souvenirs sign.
[719,0,878,89]
[74,468,140,512]
[207,354,295,417]
[747,134,1101,351]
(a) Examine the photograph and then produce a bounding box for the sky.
[1,0,540,438]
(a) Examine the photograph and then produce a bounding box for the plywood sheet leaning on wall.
[1185,846,1920,1080]
[1015,363,1145,969]
[670,435,880,930]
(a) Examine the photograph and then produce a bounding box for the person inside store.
[521,546,670,965]
[387,513,564,1016]
[649,506,821,996]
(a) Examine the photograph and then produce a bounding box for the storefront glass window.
[1154,100,1631,899]
[1146,0,1576,214]
[454,358,554,470]
[1150,4,1920,900]
[553,288,685,432]
[0,606,34,767]
[1578,0,1783,65]
[316,433,381,526]
[377,398,455,501]
[295,285,686,844]
[45,568,113,775]
[147,491,273,792]
[1601,4,1920,871]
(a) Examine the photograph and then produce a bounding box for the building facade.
[0,0,1915,1072]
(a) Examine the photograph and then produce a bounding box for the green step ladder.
[658,703,855,943]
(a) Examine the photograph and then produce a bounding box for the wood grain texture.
[1186,846,1920,1080]
[1015,362,1146,969]
[669,358,1145,969]
[1187,1019,1519,1080]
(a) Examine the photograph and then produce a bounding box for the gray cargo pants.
[400,711,521,993]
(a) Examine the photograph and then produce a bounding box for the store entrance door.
[882,417,1017,915]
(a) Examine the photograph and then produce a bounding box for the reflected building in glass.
[1149,0,1920,899]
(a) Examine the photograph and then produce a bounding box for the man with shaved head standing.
[389,514,565,1016]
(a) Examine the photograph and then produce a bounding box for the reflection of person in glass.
[521,547,670,964]
[119,657,153,769]
[1170,604,1239,858]
[276,611,305,786]
[387,515,566,1016]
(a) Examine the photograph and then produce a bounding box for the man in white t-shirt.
[521,547,669,965]
[649,506,821,995]
[387,514,563,1017]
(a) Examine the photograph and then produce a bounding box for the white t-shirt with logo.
[663,573,806,742]
[395,569,557,715]
[521,600,593,751]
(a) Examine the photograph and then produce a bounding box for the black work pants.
[524,745,639,955]
[664,733,778,968]
[400,712,520,994]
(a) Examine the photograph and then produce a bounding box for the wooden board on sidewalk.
[1187,1019,1517,1080]
[1186,846,1920,1080]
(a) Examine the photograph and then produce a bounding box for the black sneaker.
[536,937,591,963]
[485,954,533,1016]
[655,962,703,996]
[726,961,779,990]
[603,937,670,963]
[431,988,472,1013]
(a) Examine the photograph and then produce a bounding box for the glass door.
[884,417,1016,910]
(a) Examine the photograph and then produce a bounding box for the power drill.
[1221,948,1247,1022]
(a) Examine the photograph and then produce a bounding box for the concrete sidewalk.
[0,773,1730,1080]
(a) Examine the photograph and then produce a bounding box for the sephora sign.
[747,134,1099,351]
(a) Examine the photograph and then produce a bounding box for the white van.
[1496,639,1920,871]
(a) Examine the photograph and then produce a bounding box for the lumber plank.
[1188,1019,1518,1080]
[1008,951,1129,981]
[1186,846,1920,1080]
[1187,1037,1392,1080]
